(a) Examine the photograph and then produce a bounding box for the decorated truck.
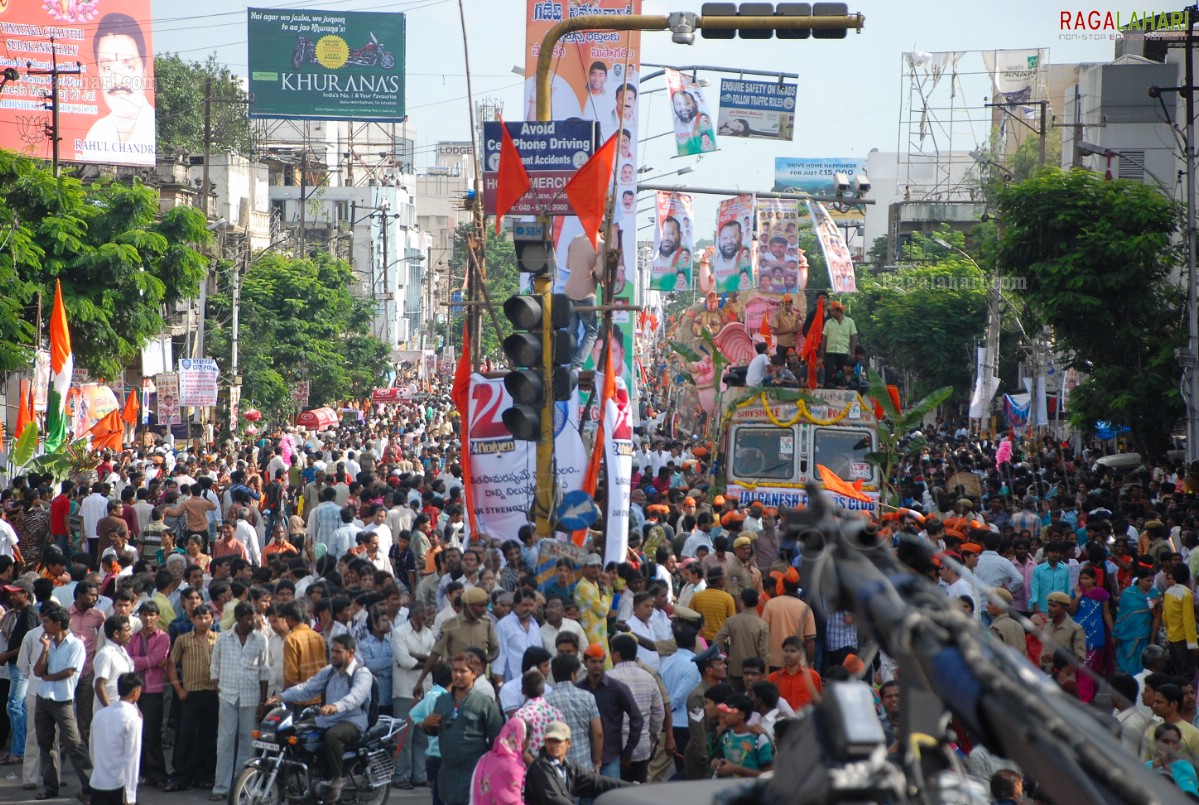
[720,386,880,515]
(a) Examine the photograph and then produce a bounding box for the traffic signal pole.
[532,7,865,534]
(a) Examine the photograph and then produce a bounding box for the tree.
[445,223,520,361]
[154,54,254,158]
[204,250,391,418]
[997,167,1184,457]
[0,150,210,377]
[854,232,987,402]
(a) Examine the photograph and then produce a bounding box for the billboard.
[665,68,716,156]
[0,2,155,167]
[718,78,796,141]
[247,7,405,121]
[523,0,641,396]
[774,157,865,193]
[650,191,693,292]
[755,198,805,294]
[712,194,756,293]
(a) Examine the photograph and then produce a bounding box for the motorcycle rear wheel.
[231,765,283,805]
[345,784,390,805]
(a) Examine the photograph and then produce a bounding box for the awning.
[297,407,338,430]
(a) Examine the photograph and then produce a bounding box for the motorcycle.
[292,33,397,71]
[231,706,407,805]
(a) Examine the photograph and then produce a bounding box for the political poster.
[33,350,50,411]
[755,199,806,294]
[292,381,310,407]
[650,191,694,292]
[0,2,155,167]
[466,373,534,539]
[228,385,241,432]
[73,383,120,439]
[247,7,405,121]
[665,69,717,156]
[601,377,634,566]
[524,0,641,399]
[156,373,180,426]
[712,194,756,293]
[717,78,797,140]
[807,200,857,293]
[178,358,220,407]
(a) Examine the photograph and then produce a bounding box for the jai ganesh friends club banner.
[712,194,756,293]
[0,1,156,167]
[665,68,717,157]
[755,198,806,295]
[650,191,694,292]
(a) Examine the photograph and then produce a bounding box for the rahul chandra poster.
[524,0,641,397]
[665,68,716,156]
[0,2,156,167]
[755,198,806,294]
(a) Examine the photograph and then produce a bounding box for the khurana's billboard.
[247,7,405,121]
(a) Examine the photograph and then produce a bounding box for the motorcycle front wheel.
[379,52,396,70]
[231,765,283,805]
[351,785,390,805]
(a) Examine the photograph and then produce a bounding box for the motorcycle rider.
[266,634,373,804]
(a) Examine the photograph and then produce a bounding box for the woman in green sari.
[1112,567,1161,676]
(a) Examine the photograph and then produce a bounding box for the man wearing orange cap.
[761,568,816,670]
[771,295,802,358]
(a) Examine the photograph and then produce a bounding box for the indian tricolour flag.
[45,280,72,452]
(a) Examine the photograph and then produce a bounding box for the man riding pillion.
[265,634,373,804]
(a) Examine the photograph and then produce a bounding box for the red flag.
[121,389,140,426]
[88,409,123,453]
[494,115,531,234]
[758,311,773,350]
[14,383,31,438]
[451,322,479,538]
[564,132,618,248]
[801,298,824,389]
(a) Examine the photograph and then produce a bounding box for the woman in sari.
[469,716,529,805]
[1112,566,1161,676]
[1069,566,1113,703]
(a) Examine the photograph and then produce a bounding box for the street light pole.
[1187,9,1199,464]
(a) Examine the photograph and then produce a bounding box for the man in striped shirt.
[606,635,664,783]
[163,604,219,792]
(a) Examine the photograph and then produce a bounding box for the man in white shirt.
[0,508,20,559]
[362,505,394,560]
[80,483,110,544]
[745,342,772,387]
[235,508,262,566]
[495,591,545,683]
[93,614,135,715]
[88,671,143,805]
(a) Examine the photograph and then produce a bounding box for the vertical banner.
[0,3,156,167]
[807,200,857,293]
[157,373,180,426]
[601,378,633,566]
[33,350,50,411]
[466,373,535,539]
[524,0,641,398]
[755,198,805,294]
[712,194,756,293]
[555,393,588,499]
[650,191,694,291]
[717,78,797,140]
[229,385,242,433]
[665,68,717,156]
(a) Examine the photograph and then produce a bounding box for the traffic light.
[700,2,855,40]
[501,293,579,441]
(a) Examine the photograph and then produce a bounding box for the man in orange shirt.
[760,568,816,670]
[767,636,822,712]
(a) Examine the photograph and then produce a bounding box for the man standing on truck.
[821,301,857,387]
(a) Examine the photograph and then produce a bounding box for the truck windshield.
[812,428,874,484]
[730,427,796,480]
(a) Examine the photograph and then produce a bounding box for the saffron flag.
[575,339,616,546]
[121,389,140,427]
[87,409,123,453]
[45,280,73,451]
[451,322,479,538]
[801,297,824,389]
[494,115,531,234]
[14,384,32,439]
[564,132,618,249]
[817,464,873,503]
[758,310,773,350]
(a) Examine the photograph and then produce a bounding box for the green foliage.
[154,54,254,158]
[446,223,520,360]
[864,368,953,506]
[205,250,391,420]
[997,167,1184,457]
[0,150,210,377]
[12,422,37,466]
[24,438,100,482]
[854,231,987,401]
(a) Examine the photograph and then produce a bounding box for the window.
[334,200,350,222]
[730,426,797,480]
[812,429,874,485]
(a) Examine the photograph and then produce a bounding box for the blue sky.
[152,0,1120,226]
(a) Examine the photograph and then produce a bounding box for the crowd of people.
[0,386,1197,804]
